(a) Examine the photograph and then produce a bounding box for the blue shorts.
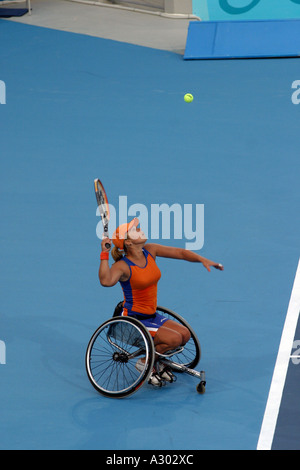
[122,311,168,337]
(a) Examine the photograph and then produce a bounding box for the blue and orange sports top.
[120,248,161,316]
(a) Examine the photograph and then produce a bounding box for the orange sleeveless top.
[120,248,161,316]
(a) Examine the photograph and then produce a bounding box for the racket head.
[94,178,111,248]
[94,178,110,224]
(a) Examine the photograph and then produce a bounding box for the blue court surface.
[0,20,300,450]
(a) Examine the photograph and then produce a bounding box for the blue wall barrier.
[184,19,300,59]
[193,0,300,21]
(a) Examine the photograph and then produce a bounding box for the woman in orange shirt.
[99,218,223,386]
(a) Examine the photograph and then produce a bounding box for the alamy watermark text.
[291,80,300,105]
[291,340,300,365]
[0,80,6,105]
[96,196,204,251]
[0,340,6,365]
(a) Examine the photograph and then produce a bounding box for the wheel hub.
[113,352,129,363]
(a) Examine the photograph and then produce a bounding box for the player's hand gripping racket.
[94,178,111,250]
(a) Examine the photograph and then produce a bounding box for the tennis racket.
[94,178,111,249]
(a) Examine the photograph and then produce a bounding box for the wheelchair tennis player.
[99,217,223,387]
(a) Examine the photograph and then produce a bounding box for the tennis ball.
[184,93,194,103]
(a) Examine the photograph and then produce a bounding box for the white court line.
[257,258,300,451]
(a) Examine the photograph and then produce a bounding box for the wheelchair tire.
[86,316,155,398]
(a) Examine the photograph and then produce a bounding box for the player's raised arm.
[145,243,224,272]
[99,238,129,287]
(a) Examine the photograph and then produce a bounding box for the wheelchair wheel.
[86,316,155,398]
[156,305,201,371]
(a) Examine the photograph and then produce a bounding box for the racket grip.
[105,242,111,249]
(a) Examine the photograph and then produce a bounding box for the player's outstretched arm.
[145,243,224,272]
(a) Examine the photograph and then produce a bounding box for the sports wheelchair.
[85,302,206,398]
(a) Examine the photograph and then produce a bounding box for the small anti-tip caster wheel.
[196,381,206,394]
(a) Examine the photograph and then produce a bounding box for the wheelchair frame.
[85,303,206,398]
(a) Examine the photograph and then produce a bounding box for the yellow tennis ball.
[184,93,194,103]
